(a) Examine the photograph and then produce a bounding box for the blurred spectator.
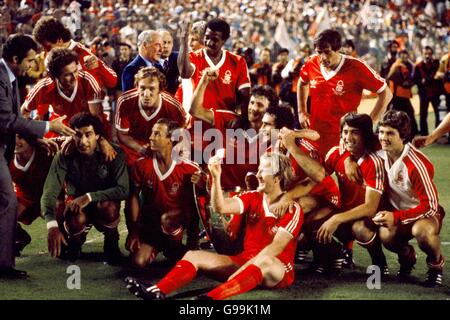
[413,46,442,135]
[387,49,419,137]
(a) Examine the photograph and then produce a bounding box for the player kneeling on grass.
[125,152,303,300]
[9,134,57,256]
[373,110,445,287]
[42,112,129,265]
[316,113,388,274]
[126,118,204,268]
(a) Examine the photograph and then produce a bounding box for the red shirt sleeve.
[324,146,342,175]
[299,58,311,83]
[234,191,259,214]
[355,59,386,94]
[362,153,385,193]
[277,202,303,238]
[236,56,251,91]
[83,71,104,104]
[114,96,130,132]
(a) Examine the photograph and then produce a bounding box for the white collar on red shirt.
[139,94,162,121]
[262,194,278,218]
[153,157,176,181]
[14,149,36,172]
[320,53,346,81]
[203,48,226,70]
[56,79,78,103]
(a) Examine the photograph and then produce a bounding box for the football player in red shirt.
[125,152,303,300]
[373,110,445,287]
[178,18,250,113]
[9,134,54,256]
[317,112,388,274]
[115,66,186,167]
[21,48,116,159]
[32,16,117,89]
[127,119,203,268]
[189,68,278,188]
[297,29,392,157]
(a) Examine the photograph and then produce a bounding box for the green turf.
[1,132,449,300]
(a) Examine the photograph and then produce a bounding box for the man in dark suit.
[121,30,163,92]
[159,29,180,95]
[0,34,75,279]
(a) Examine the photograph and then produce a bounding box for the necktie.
[162,60,169,72]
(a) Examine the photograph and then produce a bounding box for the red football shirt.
[210,110,263,190]
[115,90,186,164]
[190,49,251,111]
[299,54,386,156]
[131,157,200,214]
[9,148,53,207]
[23,70,103,119]
[68,40,118,89]
[325,145,385,210]
[234,191,303,264]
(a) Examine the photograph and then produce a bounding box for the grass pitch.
[1,117,449,301]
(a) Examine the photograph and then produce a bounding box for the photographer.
[413,46,442,136]
[387,49,418,137]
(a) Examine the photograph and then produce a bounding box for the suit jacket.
[0,62,46,161]
[162,51,180,95]
[121,54,163,92]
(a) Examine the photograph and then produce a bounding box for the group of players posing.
[8,18,445,300]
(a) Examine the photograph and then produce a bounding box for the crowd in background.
[1,0,449,71]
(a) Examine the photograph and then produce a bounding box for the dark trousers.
[419,94,440,136]
[0,146,18,268]
[390,96,419,138]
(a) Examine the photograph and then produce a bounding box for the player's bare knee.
[97,201,120,223]
[254,255,276,271]
[378,227,396,244]
[352,220,373,242]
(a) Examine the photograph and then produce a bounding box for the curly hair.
[314,29,342,51]
[133,66,167,91]
[69,112,104,137]
[47,48,79,79]
[250,85,279,109]
[33,17,72,45]
[206,18,230,41]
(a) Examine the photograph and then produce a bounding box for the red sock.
[156,260,197,294]
[207,264,263,300]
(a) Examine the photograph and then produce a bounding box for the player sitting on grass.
[125,152,303,300]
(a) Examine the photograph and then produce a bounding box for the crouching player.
[317,113,388,274]
[125,152,303,300]
[41,112,129,264]
[9,134,56,256]
[373,110,445,287]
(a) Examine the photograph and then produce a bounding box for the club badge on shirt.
[333,80,345,96]
[222,70,232,85]
[98,164,109,179]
